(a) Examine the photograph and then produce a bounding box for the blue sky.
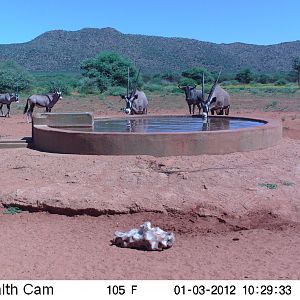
[1,0,299,45]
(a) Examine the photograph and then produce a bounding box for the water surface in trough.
[65,116,265,133]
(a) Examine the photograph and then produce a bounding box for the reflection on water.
[64,116,265,133]
[126,119,150,132]
[201,117,231,131]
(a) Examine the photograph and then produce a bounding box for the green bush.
[274,78,288,86]
[222,80,239,85]
[105,86,127,96]
[256,74,272,84]
[235,68,254,84]
[80,52,139,92]
[143,83,164,92]
[160,71,182,83]
[164,85,182,94]
[181,67,213,84]
[0,61,33,92]
[78,77,99,94]
[258,183,277,189]
[178,77,197,87]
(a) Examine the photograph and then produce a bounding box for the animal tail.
[23,99,29,114]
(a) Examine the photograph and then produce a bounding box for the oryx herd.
[0,69,230,122]
[179,72,230,117]
[0,89,63,122]
[120,68,230,118]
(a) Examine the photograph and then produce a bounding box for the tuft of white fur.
[112,222,175,251]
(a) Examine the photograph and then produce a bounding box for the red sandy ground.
[0,94,299,279]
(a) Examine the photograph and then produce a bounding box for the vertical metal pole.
[202,72,205,101]
[127,67,130,97]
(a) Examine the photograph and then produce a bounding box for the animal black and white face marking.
[202,102,209,116]
[55,91,62,100]
[202,97,217,117]
[121,94,138,114]
[10,93,19,103]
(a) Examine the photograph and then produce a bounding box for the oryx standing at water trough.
[120,68,148,115]
[178,84,203,115]
[0,93,19,117]
[23,90,62,122]
[201,72,230,118]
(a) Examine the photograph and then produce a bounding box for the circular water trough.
[32,114,282,156]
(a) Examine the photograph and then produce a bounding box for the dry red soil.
[0,94,299,279]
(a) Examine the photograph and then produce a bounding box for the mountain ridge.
[0,27,299,74]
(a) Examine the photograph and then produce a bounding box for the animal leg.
[217,109,224,115]
[188,104,192,114]
[5,104,11,117]
[27,104,34,123]
[192,104,195,115]
[211,109,215,115]
[197,104,201,115]
[0,104,3,116]
[224,106,230,115]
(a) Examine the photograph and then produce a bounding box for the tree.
[256,73,272,84]
[235,68,254,84]
[292,57,300,85]
[160,71,181,83]
[178,77,197,87]
[80,52,138,92]
[181,67,213,84]
[0,60,33,92]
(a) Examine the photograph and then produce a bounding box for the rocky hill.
[0,27,299,74]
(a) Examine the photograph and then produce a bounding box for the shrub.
[256,74,272,84]
[105,86,127,96]
[235,68,254,84]
[222,80,239,85]
[80,52,139,92]
[143,83,164,92]
[0,60,33,92]
[178,77,197,87]
[274,78,288,86]
[181,67,213,84]
[78,77,99,94]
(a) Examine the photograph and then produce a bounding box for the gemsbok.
[201,72,230,118]
[120,68,148,115]
[0,93,19,117]
[23,90,62,122]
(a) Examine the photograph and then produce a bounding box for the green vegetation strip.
[258,183,278,189]
[3,206,22,215]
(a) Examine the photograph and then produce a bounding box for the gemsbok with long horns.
[23,90,62,122]
[120,68,148,115]
[0,93,19,117]
[201,72,230,118]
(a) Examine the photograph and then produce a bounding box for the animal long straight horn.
[127,67,130,97]
[202,72,205,100]
[130,68,141,98]
[206,70,221,104]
